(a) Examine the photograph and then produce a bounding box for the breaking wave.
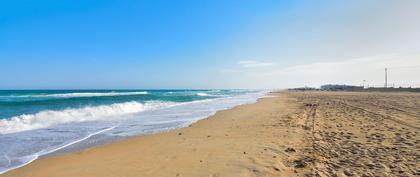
[2,91,149,99]
[0,101,174,134]
[196,93,209,96]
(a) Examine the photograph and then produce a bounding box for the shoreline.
[44,94,270,158]
[0,92,270,175]
[2,91,418,177]
[2,92,294,177]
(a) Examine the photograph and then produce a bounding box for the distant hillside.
[320,84,363,91]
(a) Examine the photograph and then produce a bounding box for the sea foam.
[45,91,148,98]
[196,93,209,96]
[0,101,173,134]
[1,91,148,99]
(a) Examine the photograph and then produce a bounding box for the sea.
[0,89,266,174]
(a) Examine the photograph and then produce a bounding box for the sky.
[1,0,419,89]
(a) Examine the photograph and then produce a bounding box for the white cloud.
[223,54,420,89]
[237,60,274,68]
[271,54,420,88]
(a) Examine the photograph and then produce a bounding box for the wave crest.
[0,101,173,134]
[46,91,148,98]
[2,91,148,99]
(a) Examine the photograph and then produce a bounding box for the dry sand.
[2,91,419,177]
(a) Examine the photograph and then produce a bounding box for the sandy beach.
[2,91,419,177]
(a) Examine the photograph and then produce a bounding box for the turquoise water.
[0,89,265,173]
[0,90,238,119]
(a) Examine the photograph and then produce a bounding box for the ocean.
[0,89,265,174]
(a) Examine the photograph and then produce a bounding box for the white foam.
[3,91,148,98]
[0,101,174,134]
[196,93,209,96]
[0,126,116,174]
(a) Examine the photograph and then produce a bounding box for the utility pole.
[385,68,388,88]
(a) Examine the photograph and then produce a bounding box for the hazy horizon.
[1,0,419,89]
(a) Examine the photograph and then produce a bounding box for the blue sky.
[1,0,419,89]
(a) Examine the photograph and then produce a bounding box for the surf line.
[0,126,117,175]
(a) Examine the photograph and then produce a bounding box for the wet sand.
[2,91,419,177]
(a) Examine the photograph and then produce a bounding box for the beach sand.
[2,91,419,177]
